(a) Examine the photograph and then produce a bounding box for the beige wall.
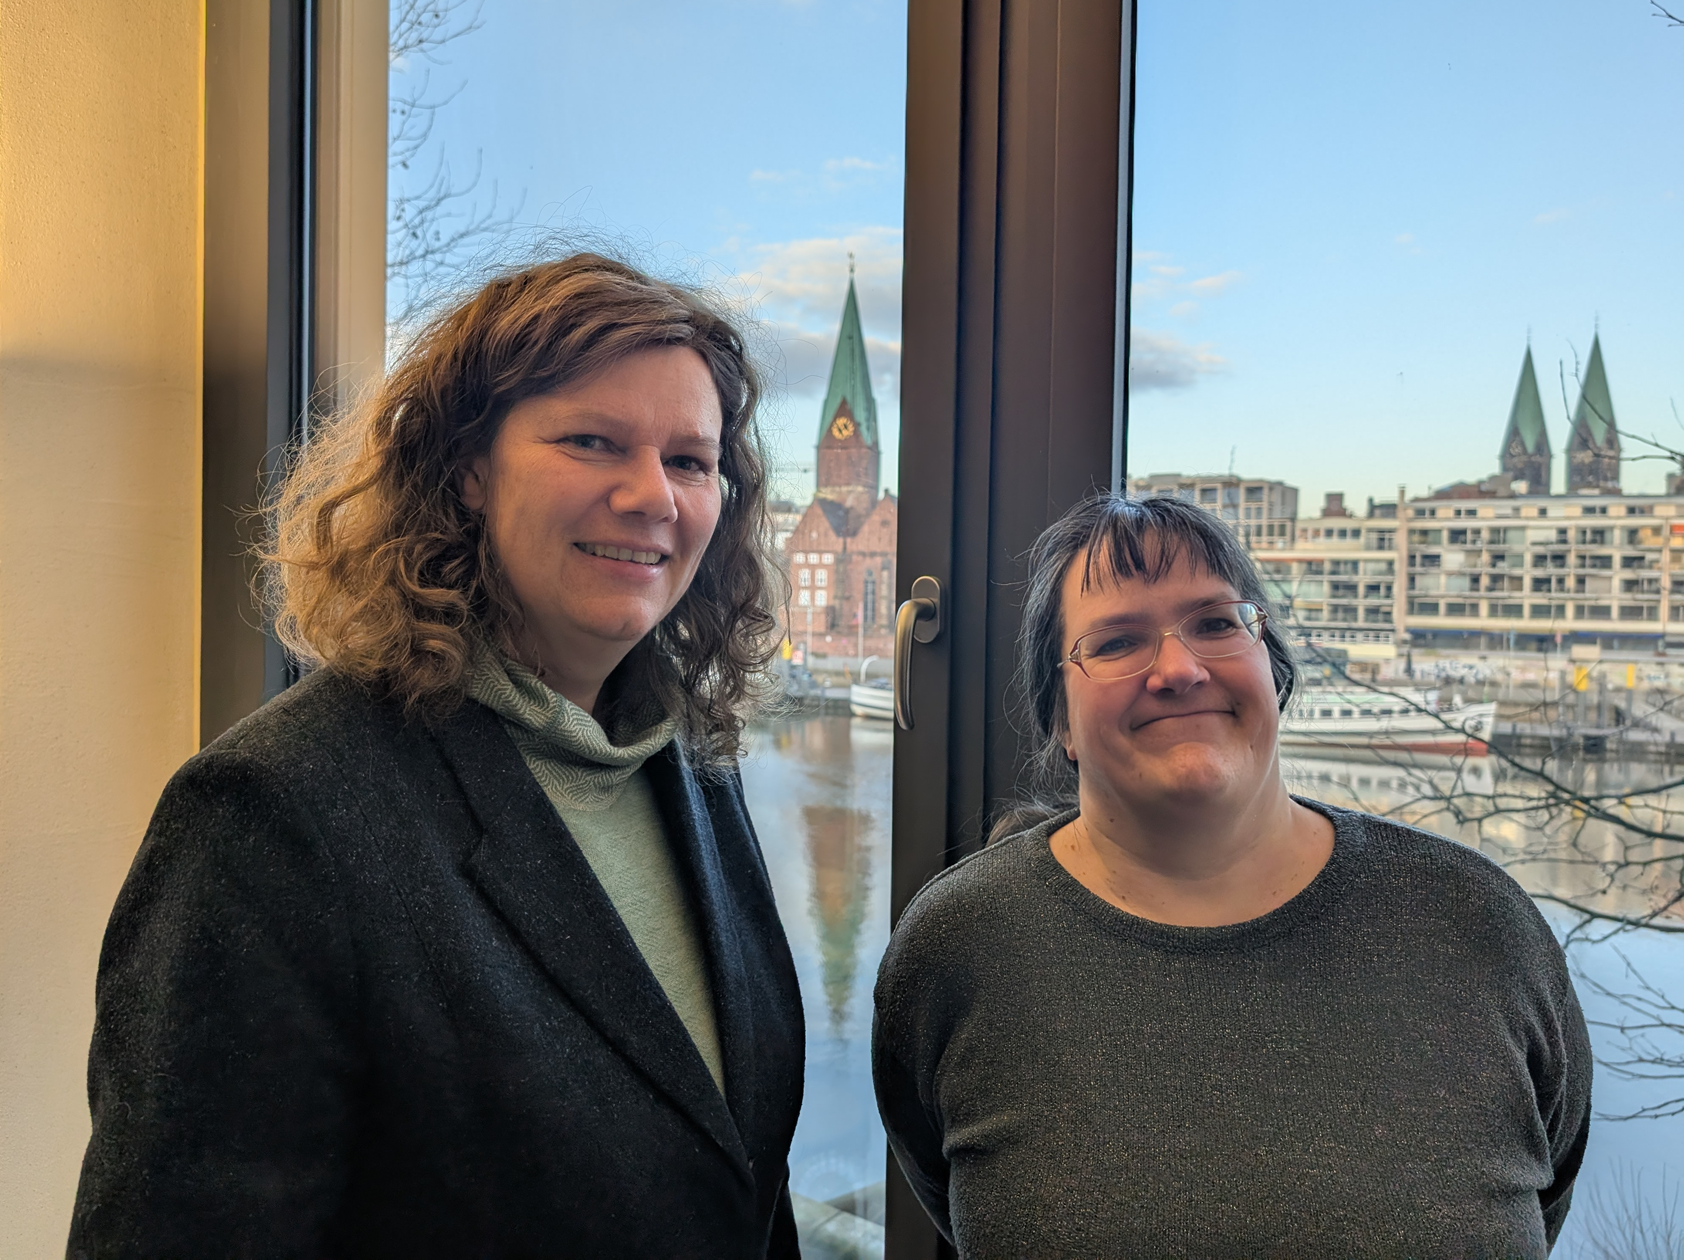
[0,0,205,1254]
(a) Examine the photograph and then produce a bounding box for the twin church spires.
[1498,334,1620,495]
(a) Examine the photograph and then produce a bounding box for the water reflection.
[803,805,875,1037]
[740,715,891,1210]
[1282,752,1684,924]
[1284,751,1684,1256]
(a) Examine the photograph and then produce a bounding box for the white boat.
[1281,689,1497,756]
[848,679,895,721]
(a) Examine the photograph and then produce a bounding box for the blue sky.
[1128,0,1684,511]
[389,0,908,502]
[392,0,1682,511]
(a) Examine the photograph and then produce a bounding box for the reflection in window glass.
[389,3,905,1250]
[1132,1,1684,1243]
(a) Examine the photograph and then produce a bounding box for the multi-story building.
[1252,490,1684,656]
[1401,492,1684,651]
[1141,333,1678,657]
[1128,472,1299,549]
[1258,496,1400,659]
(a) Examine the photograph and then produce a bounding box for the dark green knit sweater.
[872,801,1592,1259]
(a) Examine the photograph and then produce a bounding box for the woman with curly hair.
[70,255,804,1259]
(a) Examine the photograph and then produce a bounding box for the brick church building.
[782,268,898,662]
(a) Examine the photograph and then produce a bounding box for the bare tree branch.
[1284,636,1684,1118]
[386,0,521,309]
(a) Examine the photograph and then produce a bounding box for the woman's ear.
[459,456,491,513]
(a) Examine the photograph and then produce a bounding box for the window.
[1131,1,1683,1217]
[388,1,916,1230]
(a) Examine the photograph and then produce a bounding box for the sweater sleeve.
[871,909,957,1244]
[68,748,360,1259]
[1535,930,1595,1249]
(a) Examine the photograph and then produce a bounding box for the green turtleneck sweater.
[464,649,725,1096]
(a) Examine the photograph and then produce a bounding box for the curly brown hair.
[264,253,782,764]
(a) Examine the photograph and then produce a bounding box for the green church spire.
[1571,334,1616,447]
[818,264,878,449]
[1502,346,1549,457]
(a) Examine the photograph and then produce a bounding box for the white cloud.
[1394,231,1415,245]
[719,227,904,402]
[1170,300,1199,319]
[1130,329,1225,390]
[823,156,891,174]
[1533,207,1571,225]
[745,156,899,198]
[1131,253,1241,305]
[1188,269,1242,295]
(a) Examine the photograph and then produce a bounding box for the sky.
[388,0,908,503]
[391,0,1682,512]
[1128,0,1684,512]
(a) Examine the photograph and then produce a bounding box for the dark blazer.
[69,670,805,1259]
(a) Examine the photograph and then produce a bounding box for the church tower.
[813,263,880,535]
[1498,345,1551,493]
[1566,334,1621,495]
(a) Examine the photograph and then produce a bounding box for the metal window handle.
[894,576,943,730]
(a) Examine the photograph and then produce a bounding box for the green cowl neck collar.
[464,644,679,811]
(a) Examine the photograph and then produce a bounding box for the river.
[739,714,1684,1254]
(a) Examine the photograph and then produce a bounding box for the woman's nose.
[1145,631,1209,692]
[609,447,678,520]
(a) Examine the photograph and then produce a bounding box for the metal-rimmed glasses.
[1064,600,1268,681]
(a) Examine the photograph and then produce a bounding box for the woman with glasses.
[873,493,1590,1259]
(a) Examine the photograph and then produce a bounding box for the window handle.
[894,576,943,730]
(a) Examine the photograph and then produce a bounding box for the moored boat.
[848,679,895,721]
[1281,689,1496,756]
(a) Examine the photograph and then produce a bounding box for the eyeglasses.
[1064,600,1268,681]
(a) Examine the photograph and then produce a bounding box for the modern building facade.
[1247,492,1684,655]
[1128,472,1299,549]
[1147,332,1684,656]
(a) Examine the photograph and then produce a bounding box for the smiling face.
[459,345,725,703]
[1059,545,1283,818]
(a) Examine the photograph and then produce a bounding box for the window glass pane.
[389,3,905,1249]
[1132,1,1684,1240]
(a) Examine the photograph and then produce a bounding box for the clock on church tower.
[829,414,856,441]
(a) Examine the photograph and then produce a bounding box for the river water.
[739,714,1684,1253]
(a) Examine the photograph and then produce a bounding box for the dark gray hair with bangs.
[995,492,1299,841]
